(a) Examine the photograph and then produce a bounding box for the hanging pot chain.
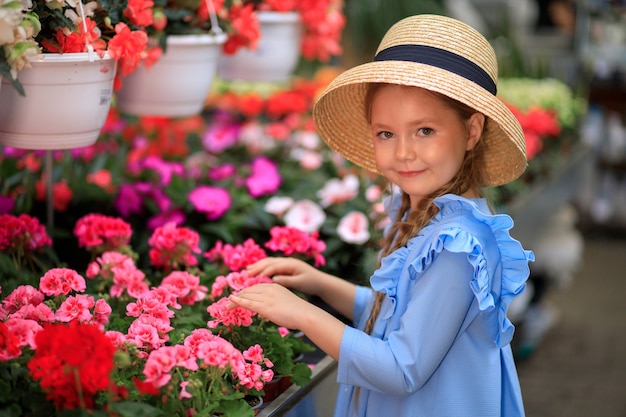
[204,0,223,35]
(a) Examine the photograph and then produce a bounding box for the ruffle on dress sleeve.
[371,195,534,347]
[369,245,408,320]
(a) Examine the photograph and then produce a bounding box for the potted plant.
[114,0,262,117]
[0,0,41,95]
[217,0,346,82]
[0,0,153,150]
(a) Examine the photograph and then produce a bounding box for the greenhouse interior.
[1,0,625,416]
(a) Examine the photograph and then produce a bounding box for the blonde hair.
[363,83,488,335]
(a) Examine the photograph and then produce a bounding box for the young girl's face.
[369,85,483,208]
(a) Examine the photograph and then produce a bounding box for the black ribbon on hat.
[374,44,497,95]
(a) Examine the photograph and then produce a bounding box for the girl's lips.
[398,170,423,177]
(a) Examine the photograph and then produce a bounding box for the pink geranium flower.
[148,222,202,270]
[265,226,326,267]
[161,271,208,306]
[39,268,86,297]
[55,294,95,323]
[204,238,268,272]
[73,214,133,253]
[337,211,371,245]
[207,297,256,328]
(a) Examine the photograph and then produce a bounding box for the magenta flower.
[114,184,143,217]
[188,186,231,220]
[141,156,185,187]
[208,163,237,182]
[147,209,186,231]
[0,195,14,214]
[202,114,240,154]
[245,157,281,198]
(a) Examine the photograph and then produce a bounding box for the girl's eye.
[418,127,433,136]
[377,131,394,139]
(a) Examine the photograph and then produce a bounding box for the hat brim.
[313,60,527,187]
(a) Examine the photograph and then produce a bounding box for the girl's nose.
[395,136,415,160]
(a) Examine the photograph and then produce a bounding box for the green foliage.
[343,0,446,63]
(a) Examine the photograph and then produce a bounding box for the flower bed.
[0,71,586,415]
[0,69,385,415]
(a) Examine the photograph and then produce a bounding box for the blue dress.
[333,194,534,417]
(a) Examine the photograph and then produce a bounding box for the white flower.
[317,174,359,207]
[289,148,322,170]
[283,199,326,233]
[240,121,275,154]
[337,211,370,244]
[292,130,320,150]
[264,196,294,217]
[0,0,39,84]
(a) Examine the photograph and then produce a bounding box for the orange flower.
[124,0,155,27]
[238,93,265,118]
[108,23,150,78]
[87,170,116,194]
[222,4,260,54]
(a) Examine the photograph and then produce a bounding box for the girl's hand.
[247,257,358,323]
[246,257,323,296]
[227,283,309,330]
[228,283,346,360]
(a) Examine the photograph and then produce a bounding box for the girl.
[228,14,534,417]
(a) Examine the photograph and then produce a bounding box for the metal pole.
[46,150,53,232]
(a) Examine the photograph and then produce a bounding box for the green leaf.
[108,401,166,417]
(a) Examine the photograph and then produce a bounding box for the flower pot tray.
[257,355,338,417]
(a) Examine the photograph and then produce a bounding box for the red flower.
[0,214,52,252]
[0,321,22,361]
[35,178,74,212]
[27,322,116,410]
[265,91,309,119]
[40,18,107,54]
[132,376,161,396]
[524,107,561,137]
[238,93,265,118]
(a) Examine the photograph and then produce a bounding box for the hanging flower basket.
[218,11,303,83]
[0,52,116,150]
[115,33,227,117]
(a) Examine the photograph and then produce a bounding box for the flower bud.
[152,9,167,31]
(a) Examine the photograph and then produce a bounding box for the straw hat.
[313,14,527,187]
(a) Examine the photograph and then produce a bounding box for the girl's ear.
[466,112,485,151]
